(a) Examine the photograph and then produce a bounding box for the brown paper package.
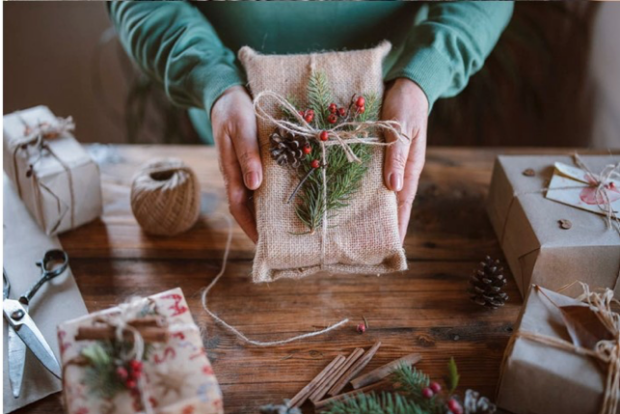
[486,155,620,298]
[496,286,616,414]
[239,41,407,283]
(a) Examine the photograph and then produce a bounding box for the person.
[109,2,513,243]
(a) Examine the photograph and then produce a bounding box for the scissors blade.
[8,326,27,398]
[3,300,61,379]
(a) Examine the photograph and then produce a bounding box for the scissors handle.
[3,269,10,300]
[20,250,69,306]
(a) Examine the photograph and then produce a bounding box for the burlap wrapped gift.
[486,155,620,297]
[58,288,224,414]
[3,106,102,235]
[496,285,619,414]
[239,41,407,282]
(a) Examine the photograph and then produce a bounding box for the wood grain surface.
[15,146,613,414]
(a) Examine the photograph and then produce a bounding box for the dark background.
[4,2,620,148]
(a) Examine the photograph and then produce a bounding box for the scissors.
[4,249,69,398]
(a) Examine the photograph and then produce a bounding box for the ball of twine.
[130,158,201,236]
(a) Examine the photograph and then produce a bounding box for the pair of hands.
[211,78,428,244]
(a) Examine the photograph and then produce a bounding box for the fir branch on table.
[324,361,484,414]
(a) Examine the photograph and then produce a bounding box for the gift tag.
[546,162,620,218]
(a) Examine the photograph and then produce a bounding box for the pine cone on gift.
[463,389,497,414]
[269,128,309,168]
[469,256,508,309]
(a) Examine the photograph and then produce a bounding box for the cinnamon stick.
[309,348,364,403]
[288,354,345,408]
[75,326,169,343]
[327,341,381,396]
[314,379,391,410]
[350,352,422,389]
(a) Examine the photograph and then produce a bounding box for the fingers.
[383,121,412,192]
[229,113,263,191]
[397,130,426,243]
[214,130,259,243]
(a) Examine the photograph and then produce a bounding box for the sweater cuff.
[385,46,453,112]
[188,62,245,115]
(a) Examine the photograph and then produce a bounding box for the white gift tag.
[546,162,620,217]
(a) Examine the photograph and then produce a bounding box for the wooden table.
[19,146,608,414]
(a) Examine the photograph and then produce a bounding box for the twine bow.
[510,284,620,414]
[10,115,76,232]
[254,90,409,269]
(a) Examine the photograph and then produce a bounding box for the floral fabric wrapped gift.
[57,288,223,414]
[3,106,102,235]
[496,285,620,414]
[486,154,620,297]
[239,41,408,283]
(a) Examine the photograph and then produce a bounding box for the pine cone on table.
[269,128,309,168]
[469,256,508,309]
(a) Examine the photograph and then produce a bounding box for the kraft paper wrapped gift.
[496,286,617,414]
[486,155,620,297]
[3,106,102,235]
[58,288,224,414]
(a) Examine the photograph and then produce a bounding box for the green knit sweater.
[108,1,513,143]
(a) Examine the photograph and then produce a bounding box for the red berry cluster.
[326,96,366,125]
[421,382,462,414]
[116,359,143,390]
[298,109,315,124]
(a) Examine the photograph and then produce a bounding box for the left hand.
[381,78,429,243]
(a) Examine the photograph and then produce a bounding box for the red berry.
[304,113,314,123]
[311,160,320,169]
[356,96,365,107]
[303,144,312,155]
[298,110,305,117]
[356,323,366,334]
[448,399,462,414]
[328,103,337,113]
[129,360,143,372]
[357,106,365,114]
[116,366,128,380]
[306,109,314,116]
[422,387,434,399]
[430,382,442,393]
[338,107,346,117]
[320,131,329,141]
[126,379,137,389]
[327,114,338,124]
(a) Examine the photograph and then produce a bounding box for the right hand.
[211,86,261,243]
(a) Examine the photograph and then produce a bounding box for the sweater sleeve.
[108,2,245,113]
[386,2,514,110]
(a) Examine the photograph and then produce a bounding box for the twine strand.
[200,214,349,347]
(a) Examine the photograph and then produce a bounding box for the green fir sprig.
[290,72,380,233]
[325,360,468,414]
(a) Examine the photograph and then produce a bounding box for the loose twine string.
[503,284,620,414]
[200,214,349,347]
[61,297,156,414]
[253,90,410,269]
[10,114,76,232]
